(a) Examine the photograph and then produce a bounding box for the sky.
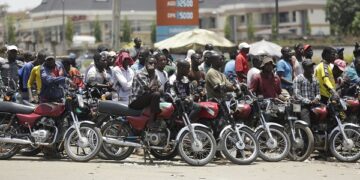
[0,0,42,12]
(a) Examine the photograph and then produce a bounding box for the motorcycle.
[272,98,315,161]
[310,95,360,162]
[0,88,103,162]
[96,92,217,166]
[340,84,360,125]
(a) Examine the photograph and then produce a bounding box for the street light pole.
[62,0,65,53]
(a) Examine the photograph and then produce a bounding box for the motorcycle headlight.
[292,104,301,113]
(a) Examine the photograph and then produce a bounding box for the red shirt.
[250,72,282,98]
[235,52,249,81]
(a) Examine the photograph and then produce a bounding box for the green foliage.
[122,16,131,43]
[6,15,15,44]
[352,12,360,36]
[271,15,277,39]
[65,17,74,43]
[94,16,102,43]
[326,0,360,35]
[151,21,156,43]
[305,13,312,36]
[246,13,255,40]
[224,16,232,41]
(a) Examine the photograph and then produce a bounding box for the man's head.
[209,51,224,69]
[7,45,18,62]
[302,59,315,76]
[354,42,360,59]
[190,53,202,67]
[294,43,304,57]
[238,42,250,54]
[145,56,156,74]
[134,37,142,48]
[36,49,47,65]
[336,48,344,60]
[97,44,109,53]
[203,51,213,66]
[154,52,167,71]
[138,48,150,65]
[61,58,71,73]
[322,47,337,63]
[177,60,190,77]
[22,51,34,63]
[281,47,293,60]
[354,56,360,72]
[205,43,214,51]
[303,44,313,59]
[93,52,107,71]
[260,57,275,73]
[252,55,262,69]
[44,53,56,69]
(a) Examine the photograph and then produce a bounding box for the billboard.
[156,0,199,42]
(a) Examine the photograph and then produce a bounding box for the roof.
[31,0,322,13]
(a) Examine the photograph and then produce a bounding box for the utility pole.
[62,0,65,53]
[275,0,279,39]
[112,0,121,50]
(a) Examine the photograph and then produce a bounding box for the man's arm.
[293,77,311,104]
[41,68,66,86]
[276,61,293,85]
[345,67,360,84]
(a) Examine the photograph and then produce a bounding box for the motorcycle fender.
[254,122,284,133]
[62,121,96,140]
[329,123,360,138]
[175,123,211,141]
[219,124,255,139]
[219,125,233,139]
[294,120,309,126]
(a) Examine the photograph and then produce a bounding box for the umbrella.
[154,29,234,53]
[249,39,282,57]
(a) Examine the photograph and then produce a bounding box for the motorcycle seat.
[98,100,142,116]
[0,101,35,114]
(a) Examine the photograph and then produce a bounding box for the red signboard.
[156,0,199,26]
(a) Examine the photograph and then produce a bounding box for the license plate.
[77,94,84,108]
[293,104,301,112]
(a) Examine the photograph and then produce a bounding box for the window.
[210,17,216,28]
[240,15,245,24]
[292,11,296,22]
[279,12,289,23]
[261,13,272,25]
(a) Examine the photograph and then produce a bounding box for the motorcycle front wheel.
[64,124,102,162]
[178,127,216,166]
[256,126,290,162]
[288,124,314,161]
[0,124,20,160]
[221,128,259,165]
[329,126,360,162]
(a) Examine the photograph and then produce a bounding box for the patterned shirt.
[293,74,320,105]
[129,68,159,105]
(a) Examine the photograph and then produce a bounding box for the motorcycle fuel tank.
[198,102,219,119]
[311,106,328,121]
[34,103,65,117]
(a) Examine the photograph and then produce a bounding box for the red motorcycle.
[97,92,217,166]
[0,89,102,162]
[341,84,360,124]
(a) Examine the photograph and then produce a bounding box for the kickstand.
[143,147,153,164]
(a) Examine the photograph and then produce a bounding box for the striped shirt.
[293,74,320,104]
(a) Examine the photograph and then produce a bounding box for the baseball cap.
[238,42,250,50]
[260,57,275,68]
[45,55,55,61]
[336,47,344,54]
[304,44,312,51]
[334,59,346,71]
[7,45,18,52]
[302,59,315,67]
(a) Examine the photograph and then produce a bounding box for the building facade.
[13,0,329,53]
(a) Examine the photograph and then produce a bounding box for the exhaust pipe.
[103,137,142,148]
[0,137,32,145]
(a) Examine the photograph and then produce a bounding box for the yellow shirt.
[27,65,42,94]
[314,62,335,98]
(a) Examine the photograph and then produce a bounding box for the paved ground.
[1,154,359,180]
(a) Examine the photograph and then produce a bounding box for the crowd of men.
[1,38,360,127]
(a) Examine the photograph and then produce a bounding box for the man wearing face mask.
[39,54,73,103]
[85,52,112,88]
[303,44,313,59]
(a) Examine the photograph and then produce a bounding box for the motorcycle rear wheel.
[329,126,360,162]
[178,127,216,166]
[221,128,259,165]
[64,124,102,162]
[100,121,134,161]
[288,124,314,161]
[256,126,290,162]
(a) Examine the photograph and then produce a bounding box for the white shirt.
[85,66,112,86]
[247,67,261,86]
[112,66,135,103]
[155,69,168,90]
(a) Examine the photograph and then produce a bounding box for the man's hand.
[311,98,320,105]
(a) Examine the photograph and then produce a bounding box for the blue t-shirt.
[224,60,236,79]
[276,59,293,89]
[18,62,34,92]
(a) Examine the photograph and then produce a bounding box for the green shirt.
[205,68,232,99]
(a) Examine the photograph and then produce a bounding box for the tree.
[122,16,131,42]
[94,15,102,43]
[224,16,232,41]
[246,13,255,40]
[65,17,74,44]
[151,21,156,43]
[326,0,360,35]
[352,12,360,36]
[6,15,16,44]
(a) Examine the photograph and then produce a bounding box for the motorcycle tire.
[288,124,314,161]
[329,126,360,162]
[221,127,259,165]
[0,124,21,160]
[256,126,291,162]
[20,146,42,156]
[178,126,216,166]
[150,145,178,160]
[100,121,134,161]
[64,124,103,162]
